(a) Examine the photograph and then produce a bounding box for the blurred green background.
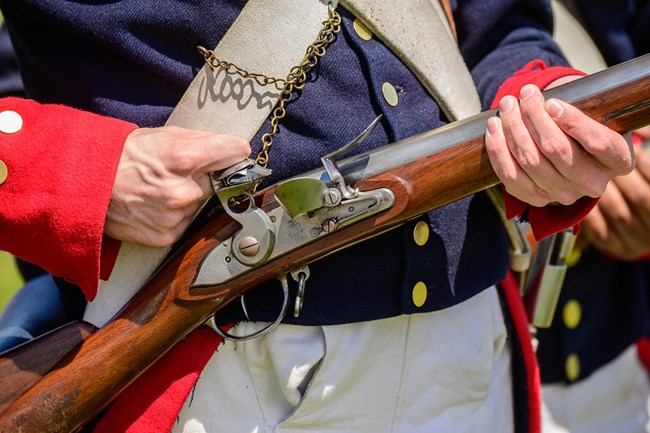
[0,252,23,311]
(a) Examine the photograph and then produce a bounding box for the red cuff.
[491,60,587,106]
[0,97,137,300]
[491,61,592,240]
[503,191,596,240]
[99,235,122,281]
[637,336,650,374]
[94,327,228,433]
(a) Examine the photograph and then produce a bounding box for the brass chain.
[199,4,341,169]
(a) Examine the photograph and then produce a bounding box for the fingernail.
[520,84,536,100]
[486,117,500,136]
[499,96,515,113]
[546,99,564,118]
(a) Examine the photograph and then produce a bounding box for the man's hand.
[485,79,634,207]
[579,139,650,261]
[104,125,251,247]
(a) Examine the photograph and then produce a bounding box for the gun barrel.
[1,54,650,433]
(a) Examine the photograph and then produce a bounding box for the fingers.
[581,184,638,261]
[156,126,249,169]
[196,172,215,200]
[501,91,578,204]
[192,134,251,175]
[581,169,650,260]
[635,145,650,182]
[161,127,251,199]
[590,181,638,252]
[609,168,650,234]
[561,143,650,260]
[520,86,608,198]
[486,83,635,208]
[486,87,584,206]
[185,133,251,199]
[485,116,548,207]
[579,202,622,254]
[109,126,251,247]
[543,97,634,175]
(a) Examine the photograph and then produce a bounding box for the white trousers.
[172,286,515,433]
[541,345,650,433]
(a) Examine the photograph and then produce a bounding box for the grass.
[0,251,23,311]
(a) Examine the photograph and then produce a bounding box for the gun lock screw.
[238,236,260,257]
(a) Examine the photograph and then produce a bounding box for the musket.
[1,54,650,433]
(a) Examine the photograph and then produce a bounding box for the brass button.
[562,299,582,330]
[413,221,430,246]
[353,18,373,41]
[565,353,581,382]
[412,281,427,307]
[0,110,22,134]
[0,160,7,185]
[565,246,583,267]
[382,82,399,107]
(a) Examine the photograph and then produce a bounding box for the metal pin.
[321,219,338,233]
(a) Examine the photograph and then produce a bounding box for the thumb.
[186,133,252,175]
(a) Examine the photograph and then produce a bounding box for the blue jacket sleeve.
[455,0,569,109]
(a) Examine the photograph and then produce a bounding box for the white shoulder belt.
[85,0,481,326]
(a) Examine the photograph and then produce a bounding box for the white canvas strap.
[85,0,481,327]
[167,0,335,136]
[341,0,481,121]
[551,0,607,74]
[85,0,332,326]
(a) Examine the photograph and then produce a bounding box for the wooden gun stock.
[0,321,96,414]
[1,54,650,433]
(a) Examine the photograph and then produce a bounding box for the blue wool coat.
[536,0,650,384]
[0,0,570,326]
